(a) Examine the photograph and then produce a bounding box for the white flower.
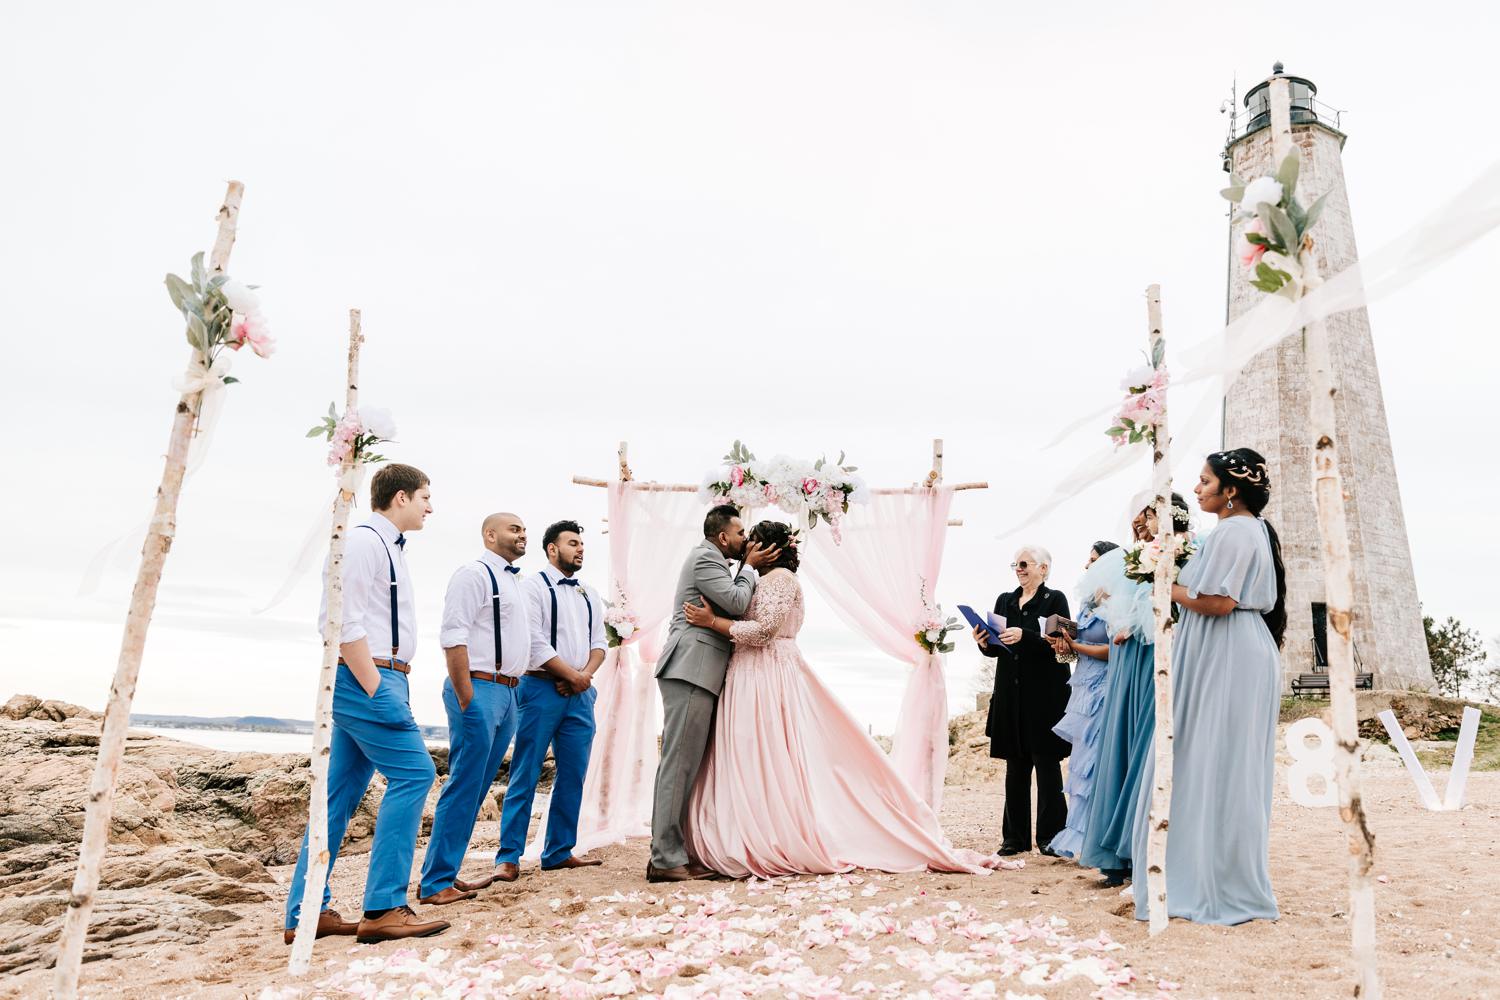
[924,628,943,643]
[221,279,260,313]
[362,406,398,441]
[1119,365,1154,391]
[1241,176,1284,213]
[615,622,636,639]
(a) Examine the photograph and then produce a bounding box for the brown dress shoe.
[454,874,497,893]
[282,908,359,945]
[646,863,719,883]
[355,905,450,944]
[416,885,479,905]
[542,855,602,871]
[493,862,520,883]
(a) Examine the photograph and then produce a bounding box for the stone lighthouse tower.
[1222,64,1434,690]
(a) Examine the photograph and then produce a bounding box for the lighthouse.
[1222,64,1435,691]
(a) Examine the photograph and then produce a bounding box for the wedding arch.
[539,441,987,856]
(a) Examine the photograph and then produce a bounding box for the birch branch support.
[1142,283,1176,937]
[52,181,244,1000]
[288,309,364,976]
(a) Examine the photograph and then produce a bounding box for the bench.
[1291,670,1374,698]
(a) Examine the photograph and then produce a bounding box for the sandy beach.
[10,745,1497,1000]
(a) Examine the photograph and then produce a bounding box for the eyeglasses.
[1010,561,1030,570]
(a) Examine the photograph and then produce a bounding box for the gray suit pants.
[650,677,718,870]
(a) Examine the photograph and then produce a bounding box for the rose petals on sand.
[271,873,1182,998]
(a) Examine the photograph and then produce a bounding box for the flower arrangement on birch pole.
[288,310,398,974]
[700,441,868,542]
[1224,95,1382,997]
[53,182,271,999]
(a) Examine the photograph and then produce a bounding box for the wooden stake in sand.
[1141,284,1176,936]
[53,182,245,999]
[288,310,365,975]
[1265,77,1382,999]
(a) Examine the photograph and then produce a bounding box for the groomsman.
[494,520,606,880]
[282,464,448,945]
[417,512,531,902]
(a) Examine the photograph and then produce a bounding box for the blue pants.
[283,665,436,927]
[497,676,597,868]
[417,676,518,896]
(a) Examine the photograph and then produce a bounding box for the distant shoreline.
[130,713,448,741]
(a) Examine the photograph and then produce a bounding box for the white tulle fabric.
[555,483,705,856]
[802,487,955,811]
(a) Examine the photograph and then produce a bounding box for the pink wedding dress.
[685,569,1011,879]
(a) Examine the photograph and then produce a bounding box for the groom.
[647,504,779,882]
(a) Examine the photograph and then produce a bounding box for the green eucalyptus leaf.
[186,313,209,352]
[221,375,239,385]
[306,426,327,438]
[1303,192,1328,233]
[190,252,207,292]
[1151,339,1165,368]
[1219,185,1246,203]
[207,274,229,291]
[1244,232,1269,246]
[1265,205,1299,255]
[328,401,338,419]
[1276,151,1300,194]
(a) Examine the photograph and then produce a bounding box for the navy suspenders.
[359,525,400,660]
[538,571,593,651]
[480,561,503,669]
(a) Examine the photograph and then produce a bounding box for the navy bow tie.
[559,578,580,587]
[505,565,520,574]
[395,534,406,549]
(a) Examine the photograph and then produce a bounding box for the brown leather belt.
[470,671,519,688]
[338,657,410,675]
[524,670,557,681]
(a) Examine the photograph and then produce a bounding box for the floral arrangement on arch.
[1122,523,1196,589]
[604,584,640,648]
[307,404,398,476]
[1106,348,1169,448]
[1223,151,1327,300]
[165,252,275,391]
[913,579,962,655]
[700,441,869,542]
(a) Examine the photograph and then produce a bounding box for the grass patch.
[1414,711,1500,772]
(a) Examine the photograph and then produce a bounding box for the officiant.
[974,545,1072,857]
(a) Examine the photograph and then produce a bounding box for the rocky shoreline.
[0,694,545,976]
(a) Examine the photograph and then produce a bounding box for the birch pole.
[1266,78,1382,998]
[53,182,244,999]
[289,309,364,975]
[1141,284,1176,936]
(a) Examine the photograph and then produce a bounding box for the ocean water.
[132,726,445,754]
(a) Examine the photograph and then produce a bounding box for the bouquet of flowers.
[165,252,275,391]
[913,580,961,654]
[307,404,398,475]
[700,441,869,542]
[1222,151,1327,300]
[1106,361,1169,448]
[604,586,640,648]
[1122,530,1196,587]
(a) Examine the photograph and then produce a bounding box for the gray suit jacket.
[654,540,757,696]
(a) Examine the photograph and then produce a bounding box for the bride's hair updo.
[748,520,800,574]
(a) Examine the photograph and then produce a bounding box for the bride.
[680,520,1012,879]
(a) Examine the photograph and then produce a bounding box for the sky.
[2,1,1496,734]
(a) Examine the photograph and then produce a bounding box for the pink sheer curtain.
[802,487,955,811]
[570,482,705,854]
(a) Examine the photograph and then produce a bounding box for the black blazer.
[981,584,1072,762]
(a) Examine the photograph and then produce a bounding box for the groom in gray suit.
[647,504,780,882]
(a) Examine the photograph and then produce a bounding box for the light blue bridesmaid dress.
[1130,515,1282,925]
[1045,609,1111,858]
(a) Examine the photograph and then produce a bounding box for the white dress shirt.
[439,550,531,678]
[319,512,417,663]
[525,566,608,671]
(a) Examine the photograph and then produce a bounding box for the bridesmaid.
[1044,541,1119,861]
[1079,495,1190,888]
[1131,448,1287,925]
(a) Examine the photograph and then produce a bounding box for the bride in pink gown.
[681,521,1014,879]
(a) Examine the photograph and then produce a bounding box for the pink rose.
[225,317,248,350]
[1239,218,1268,268]
[732,466,745,487]
[802,477,820,495]
[763,483,778,502]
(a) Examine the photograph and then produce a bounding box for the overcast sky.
[2,2,1495,733]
